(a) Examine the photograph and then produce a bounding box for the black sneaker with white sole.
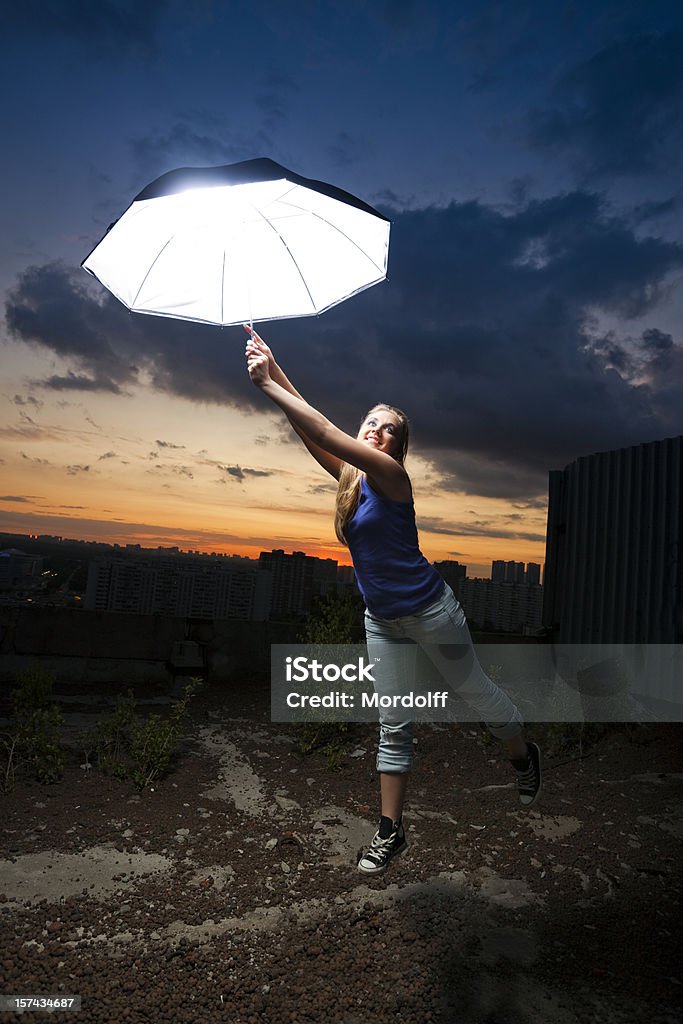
[357,816,407,875]
[512,741,542,808]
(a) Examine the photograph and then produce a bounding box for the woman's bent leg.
[414,586,524,739]
[412,586,541,806]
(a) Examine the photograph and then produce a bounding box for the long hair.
[334,404,410,545]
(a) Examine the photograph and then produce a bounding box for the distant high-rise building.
[311,557,339,598]
[504,560,526,583]
[433,560,467,589]
[491,560,506,582]
[336,564,360,597]
[492,560,542,585]
[258,549,315,618]
[0,549,43,590]
[543,435,683,642]
[85,554,271,620]
[455,579,543,634]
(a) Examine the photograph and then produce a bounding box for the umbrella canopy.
[81,158,390,326]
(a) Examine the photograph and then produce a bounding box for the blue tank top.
[344,476,444,618]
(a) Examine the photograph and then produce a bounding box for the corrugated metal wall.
[543,436,682,642]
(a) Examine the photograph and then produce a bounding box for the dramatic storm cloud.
[6,190,682,500]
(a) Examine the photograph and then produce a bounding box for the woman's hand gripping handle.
[244,326,273,388]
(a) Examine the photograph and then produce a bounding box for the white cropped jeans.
[364,583,524,773]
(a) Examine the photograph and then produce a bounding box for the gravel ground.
[1,679,681,1024]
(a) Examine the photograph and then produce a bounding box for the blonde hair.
[334,404,410,545]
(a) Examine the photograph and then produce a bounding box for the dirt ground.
[1,678,681,1024]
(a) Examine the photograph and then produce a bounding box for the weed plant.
[1,672,201,793]
[93,679,202,789]
[295,593,365,770]
[1,666,64,791]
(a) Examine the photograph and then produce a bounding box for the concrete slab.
[0,845,174,906]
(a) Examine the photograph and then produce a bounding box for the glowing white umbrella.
[81,158,390,326]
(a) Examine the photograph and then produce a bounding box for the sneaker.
[357,817,407,875]
[513,741,542,808]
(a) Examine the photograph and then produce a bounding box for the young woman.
[245,328,542,875]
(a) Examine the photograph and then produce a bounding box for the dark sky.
[1,0,682,567]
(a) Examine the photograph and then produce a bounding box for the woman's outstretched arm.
[245,328,342,481]
[246,337,411,501]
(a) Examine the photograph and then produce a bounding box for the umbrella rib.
[253,182,297,213]
[221,249,225,325]
[278,198,386,275]
[131,237,175,308]
[245,199,317,313]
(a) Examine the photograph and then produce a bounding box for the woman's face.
[357,407,403,458]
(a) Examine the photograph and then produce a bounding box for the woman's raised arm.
[245,328,342,481]
[246,338,411,501]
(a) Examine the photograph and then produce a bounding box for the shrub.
[299,592,365,645]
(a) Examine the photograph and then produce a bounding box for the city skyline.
[0,529,542,579]
[2,2,682,577]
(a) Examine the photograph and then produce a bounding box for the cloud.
[631,195,682,224]
[511,498,548,511]
[4,190,683,501]
[638,327,674,355]
[309,482,337,495]
[418,515,546,544]
[42,372,123,391]
[6,0,171,56]
[147,465,194,480]
[218,465,274,484]
[0,496,31,503]
[20,453,50,465]
[371,187,419,210]
[527,32,683,177]
[5,263,140,393]
[155,439,185,450]
[98,451,118,460]
[0,425,54,441]
[66,465,91,475]
[5,261,242,405]
[12,395,43,410]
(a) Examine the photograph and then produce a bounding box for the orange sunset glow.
[0,348,547,576]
